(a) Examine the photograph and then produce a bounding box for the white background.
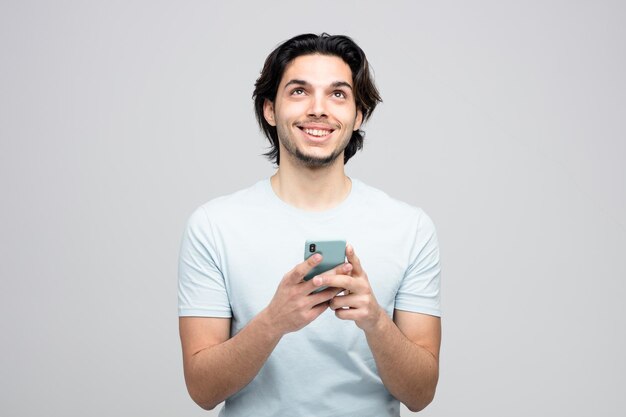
[1,1,624,415]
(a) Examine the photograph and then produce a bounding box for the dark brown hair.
[253,33,382,165]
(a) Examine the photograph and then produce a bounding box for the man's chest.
[218,226,410,330]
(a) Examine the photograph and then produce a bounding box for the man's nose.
[307,93,327,118]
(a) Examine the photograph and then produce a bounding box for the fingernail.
[344,263,352,272]
[312,254,321,262]
[313,276,323,286]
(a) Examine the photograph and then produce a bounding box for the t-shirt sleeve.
[178,206,232,318]
[395,210,442,317]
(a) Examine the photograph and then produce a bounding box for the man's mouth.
[298,126,335,138]
[302,128,332,137]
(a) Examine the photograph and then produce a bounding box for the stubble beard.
[277,124,352,169]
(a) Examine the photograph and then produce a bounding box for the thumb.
[346,244,364,277]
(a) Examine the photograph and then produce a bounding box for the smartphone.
[304,240,346,293]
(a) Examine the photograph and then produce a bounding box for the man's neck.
[270,158,352,212]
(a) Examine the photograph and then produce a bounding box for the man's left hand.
[313,244,384,332]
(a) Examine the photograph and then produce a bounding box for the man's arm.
[180,314,280,410]
[364,310,440,412]
[179,255,344,410]
[321,244,441,412]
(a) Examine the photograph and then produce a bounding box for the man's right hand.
[180,255,351,410]
[262,254,351,336]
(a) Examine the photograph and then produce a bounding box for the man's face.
[263,54,363,168]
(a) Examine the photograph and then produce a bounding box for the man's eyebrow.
[331,81,353,90]
[283,79,353,90]
[284,79,310,89]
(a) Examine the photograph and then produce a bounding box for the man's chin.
[293,149,342,168]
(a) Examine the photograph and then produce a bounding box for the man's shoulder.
[188,179,269,223]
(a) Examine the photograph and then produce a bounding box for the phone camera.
[309,243,316,253]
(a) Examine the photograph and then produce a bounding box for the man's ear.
[353,109,364,131]
[263,99,276,127]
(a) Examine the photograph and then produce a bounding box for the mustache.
[296,119,339,129]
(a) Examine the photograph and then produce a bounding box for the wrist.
[256,307,285,340]
[363,306,388,335]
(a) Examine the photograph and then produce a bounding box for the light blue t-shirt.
[178,178,441,417]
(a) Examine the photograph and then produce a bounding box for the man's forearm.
[185,310,281,410]
[365,313,439,412]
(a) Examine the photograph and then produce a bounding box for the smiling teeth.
[303,128,331,137]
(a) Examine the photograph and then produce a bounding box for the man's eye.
[292,88,305,95]
[333,91,346,99]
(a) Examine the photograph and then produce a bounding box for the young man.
[178,33,441,416]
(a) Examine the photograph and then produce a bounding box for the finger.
[286,253,322,284]
[312,273,356,293]
[334,307,360,321]
[297,261,351,296]
[308,300,330,321]
[329,293,360,310]
[310,262,352,282]
[308,286,345,306]
[326,261,352,276]
[303,262,352,291]
[346,244,364,276]
[329,262,352,295]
